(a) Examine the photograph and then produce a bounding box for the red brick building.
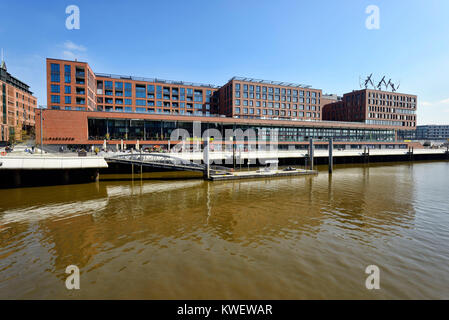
[41,58,419,148]
[47,59,96,111]
[46,58,219,116]
[1,59,37,144]
[322,89,417,129]
[218,77,322,121]
[35,108,418,150]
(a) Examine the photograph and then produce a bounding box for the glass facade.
[87,118,395,143]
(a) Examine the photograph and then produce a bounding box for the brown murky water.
[0,161,448,299]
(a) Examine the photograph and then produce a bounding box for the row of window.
[97,81,214,98]
[365,119,414,127]
[235,100,320,110]
[368,92,416,103]
[235,92,319,104]
[100,91,212,102]
[50,63,85,84]
[234,107,319,118]
[51,84,81,94]
[51,95,85,104]
[235,83,319,97]
[97,106,210,115]
[98,101,211,109]
[368,106,416,115]
[367,98,416,108]
[50,106,86,111]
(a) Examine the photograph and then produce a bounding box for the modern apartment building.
[322,89,417,129]
[218,77,323,121]
[40,57,419,149]
[416,125,449,140]
[1,59,37,144]
[46,58,220,116]
[47,59,96,111]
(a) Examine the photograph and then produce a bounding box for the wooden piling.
[309,138,314,171]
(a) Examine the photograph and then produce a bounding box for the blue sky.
[1,0,449,124]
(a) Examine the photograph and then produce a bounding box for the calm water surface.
[0,161,448,299]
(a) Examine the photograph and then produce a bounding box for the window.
[51,63,60,72]
[125,99,132,105]
[51,85,60,93]
[64,65,71,83]
[50,63,60,82]
[64,96,71,104]
[105,81,113,90]
[125,83,132,97]
[65,86,71,94]
[136,85,146,98]
[51,95,60,103]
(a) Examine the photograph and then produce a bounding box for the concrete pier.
[209,168,317,181]
[0,155,108,188]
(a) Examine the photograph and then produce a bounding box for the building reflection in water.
[0,162,422,299]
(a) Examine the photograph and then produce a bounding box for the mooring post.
[232,136,236,170]
[328,138,333,174]
[309,138,314,171]
[140,149,143,180]
[203,138,210,180]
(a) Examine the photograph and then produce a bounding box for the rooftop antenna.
[391,80,400,92]
[360,74,374,89]
[386,79,392,91]
[366,73,374,89]
[377,76,386,91]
